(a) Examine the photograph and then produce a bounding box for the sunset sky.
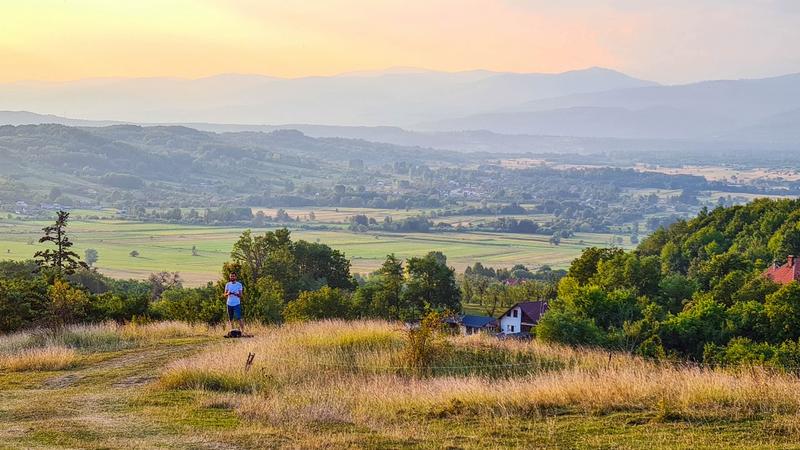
[1,0,799,84]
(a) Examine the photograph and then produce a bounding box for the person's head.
[229,272,237,282]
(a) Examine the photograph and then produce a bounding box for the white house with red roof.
[498,301,548,334]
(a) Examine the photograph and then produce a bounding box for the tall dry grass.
[0,321,208,372]
[0,347,79,371]
[159,320,800,427]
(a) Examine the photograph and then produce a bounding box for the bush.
[536,309,606,347]
[150,284,223,325]
[283,287,354,322]
[0,278,50,333]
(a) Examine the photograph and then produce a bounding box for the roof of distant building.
[764,255,800,285]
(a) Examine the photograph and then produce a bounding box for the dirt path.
[0,338,239,449]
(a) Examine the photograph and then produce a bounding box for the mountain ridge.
[0,67,655,126]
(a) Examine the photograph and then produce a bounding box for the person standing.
[224,272,244,332]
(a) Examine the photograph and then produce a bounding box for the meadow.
[2,320,800,448]
[0,212,627,285]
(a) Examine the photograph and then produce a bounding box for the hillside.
[9,110,799,155]
[0,123,465,206]
[3,320,800,448]
[542,198,800,364]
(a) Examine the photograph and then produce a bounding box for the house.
[498,301,548,334]
[444,314,497,335]
[764,255,800,285]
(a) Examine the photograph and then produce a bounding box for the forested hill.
[540,198,800,366]
[0,124,465,206]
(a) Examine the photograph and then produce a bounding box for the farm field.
[2,320,799,449]
[0,215,629,286]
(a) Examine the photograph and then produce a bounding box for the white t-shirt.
[225,281,243,306]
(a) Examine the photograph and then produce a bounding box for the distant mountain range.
[1,110,796,155]
[1,68,799,145]
[424,73,800,141]
[0,67,654,126]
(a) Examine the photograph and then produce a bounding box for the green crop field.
[0,214,631,286]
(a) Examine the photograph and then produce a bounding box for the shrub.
[283,287,354,322]
[536,309,606,347]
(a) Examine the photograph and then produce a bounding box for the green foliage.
[660,296,727,359]
[568,247,624,284]
[282,287,354,322]
[84,248,99,267]
[47,279,91,326]
[765,282,800,342]
[542,199,800,367]
[34,211,88,275]
[402,252,461,318]
[0,277,49,332]
[353,254,405,319]
[703,337,800,370]
[229,228,352,302]
[247,277,285,324]
[151,283,223,325]
[536,309,605,346]
[402,310,452,374]
[89,292,149,323]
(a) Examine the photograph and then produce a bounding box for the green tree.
[84,248,99,267]
[536,309,605,346]
[765,282,800,341]
[660,296,727,359]
[247,277,285,324]
[353,254,405,318]
[293,240,354,291]
[148,271,182,300]
[48,279,91,326]
[152,283,222,325]
[402,252,460,317]
[568,247,624,284]
[0,278,49,332]
[283,287,353,322]
[34,210,88,275]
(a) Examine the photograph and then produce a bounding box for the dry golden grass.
[158,320,800,430]
[0,346,79,371]
[0,321,208,372]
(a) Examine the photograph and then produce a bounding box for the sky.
[1,0,799,84]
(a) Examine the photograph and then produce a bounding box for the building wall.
[499,306,522,333]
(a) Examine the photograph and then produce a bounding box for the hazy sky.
[1,0,799,84]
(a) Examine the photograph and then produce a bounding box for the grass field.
[3,320,800,449]
[0,215,629,286]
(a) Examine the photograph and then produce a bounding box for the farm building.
[498,301,548,335]
[764,255,800,285]
[444,314,497,335]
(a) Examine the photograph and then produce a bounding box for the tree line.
[0,211,461,332]
[536,199,800,369]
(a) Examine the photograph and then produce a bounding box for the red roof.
[764,255,800,285]
[498,301,549,324]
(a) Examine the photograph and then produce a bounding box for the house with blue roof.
[445,314,498,335]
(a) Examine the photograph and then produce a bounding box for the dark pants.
[227,304,242,321]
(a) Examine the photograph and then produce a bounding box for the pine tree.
[34,210,87,275]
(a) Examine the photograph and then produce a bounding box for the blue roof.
[461,315,495,328]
